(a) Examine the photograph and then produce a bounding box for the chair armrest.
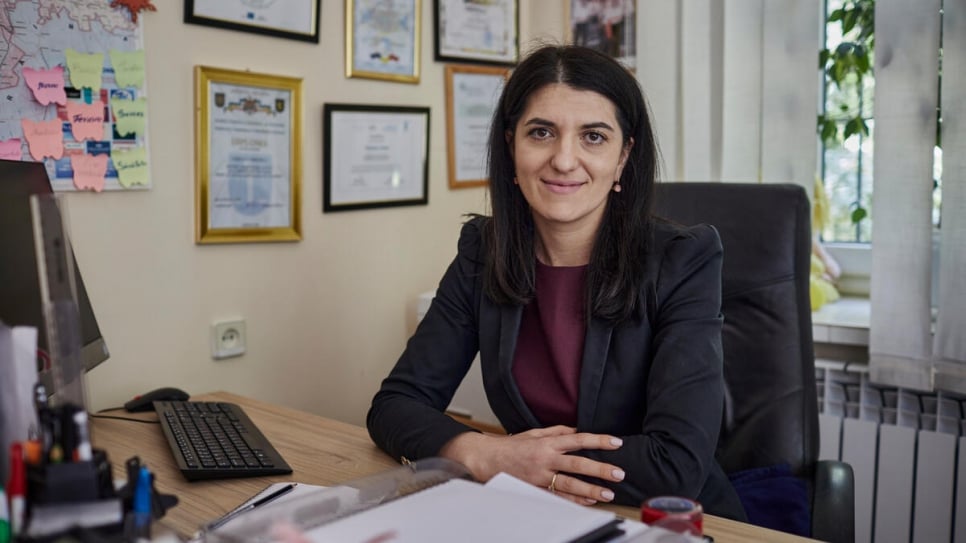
[811,460,855,543]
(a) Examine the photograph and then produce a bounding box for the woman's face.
[509,83,631,236]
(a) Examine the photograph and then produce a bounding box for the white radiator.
[817,360,966,543]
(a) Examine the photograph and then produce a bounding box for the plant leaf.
[851,206,868,224]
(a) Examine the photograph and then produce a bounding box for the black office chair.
[654,182,854,543]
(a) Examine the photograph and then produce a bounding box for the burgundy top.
[511,261,588,426]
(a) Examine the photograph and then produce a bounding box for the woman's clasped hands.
[440,425,625,505]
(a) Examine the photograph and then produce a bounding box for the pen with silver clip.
[204,483,298,532]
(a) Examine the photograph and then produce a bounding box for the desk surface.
[90,391,816,543]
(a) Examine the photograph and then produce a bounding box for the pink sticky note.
[21,118,64,160]
[23,66,67,106]
[70,153,109,192]
[66,101,105,141]
[0,138,22,160]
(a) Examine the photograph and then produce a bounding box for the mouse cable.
[88,412,160,424]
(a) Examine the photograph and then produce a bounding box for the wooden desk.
[90,391,815,542]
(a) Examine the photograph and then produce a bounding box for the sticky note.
[109,49,145,88]
[70,153,109,192]
[112,147,148,188]
[66,101,106,141]
[21,118,64,160]
[64,49,104,92]
[110,97,146,137]
[23,66,67,106]
[0,138,22,160]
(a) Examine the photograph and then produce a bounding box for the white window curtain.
[638,0,820,190]
[870,0,966,393]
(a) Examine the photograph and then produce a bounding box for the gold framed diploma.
[346,0,421,83]
[194,66,302,244]
[445,64,507,188]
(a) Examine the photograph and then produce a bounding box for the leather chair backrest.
[653,182,819,476]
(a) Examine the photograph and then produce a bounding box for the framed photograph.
[194,66,302,244]
[323,104,430,212]
[566,0,636,69]
[346,0,421,83]
[434,0,518,66]
[445,64,507,189]
[184,0,321,43]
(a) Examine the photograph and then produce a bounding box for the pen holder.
[26,448,114,505]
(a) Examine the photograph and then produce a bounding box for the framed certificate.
[194,66,302,244]
[184,0,321,43]
[323,104,430,212]
[445,64,507,188]
[346,0,421,83]
[434,0,518,66]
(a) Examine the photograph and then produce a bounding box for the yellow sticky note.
[64,49,104,92]
[112,147,149,188]
[109,49,145,88]
[110,97,147,137]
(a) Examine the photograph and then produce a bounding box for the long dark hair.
[481,44,658,323]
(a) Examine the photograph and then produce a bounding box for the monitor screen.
[0,159,110,393]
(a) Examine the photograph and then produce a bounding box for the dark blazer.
[367,217,746,520]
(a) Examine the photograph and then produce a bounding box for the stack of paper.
[304,476,620,542]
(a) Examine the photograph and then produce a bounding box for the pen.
[124,466,153,541]
[7,443,25,538]
[72,410,93,461]
[205,483,298,532]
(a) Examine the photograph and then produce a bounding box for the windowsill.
[812,296,870,346]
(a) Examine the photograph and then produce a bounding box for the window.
[818,0,875,243]
[818,0,944,244]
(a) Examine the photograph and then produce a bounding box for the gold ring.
[548,472,558,493]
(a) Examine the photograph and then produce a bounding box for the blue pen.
[128,466,152,540]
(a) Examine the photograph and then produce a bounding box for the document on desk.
[204,473,681,543]
[302,476,621,542]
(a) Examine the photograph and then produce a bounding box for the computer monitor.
[0,159,110,394]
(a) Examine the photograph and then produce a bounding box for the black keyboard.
[155,400,293,481]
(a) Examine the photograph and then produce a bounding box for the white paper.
[485,473,658,542]
[26,499,123,537]
[208,81,293,230]
[303,477,618,543]
[191,0,317,36]
[329,110,427,205]
[0,323,38,484]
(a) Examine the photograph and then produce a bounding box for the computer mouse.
[124,387,190,412]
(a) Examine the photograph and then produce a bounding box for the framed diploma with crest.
[194,66,303,243]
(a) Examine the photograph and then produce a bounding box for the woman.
[367,44,745,520]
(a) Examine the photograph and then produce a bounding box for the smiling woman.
[367,44,747,522]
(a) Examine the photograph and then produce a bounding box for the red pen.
[8,443,26,537]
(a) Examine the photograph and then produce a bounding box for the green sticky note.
[109,49,145,88]
[64,49,104,92]
[112,147,149,188]
[111,97,147,137]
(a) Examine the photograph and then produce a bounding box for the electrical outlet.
[211,319,246,359]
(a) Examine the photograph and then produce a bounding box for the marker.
[34,383,52,461]
[0,483,10,543]
[126,466,153,541]
[73,410,93,461]
[7,443,26,537]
